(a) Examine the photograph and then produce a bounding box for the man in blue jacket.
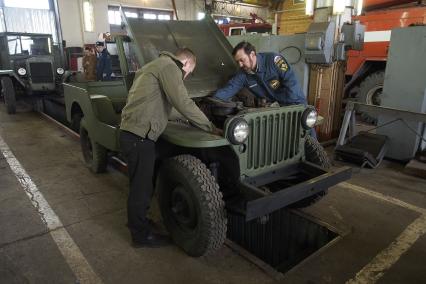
[95,41,112,81]
[215,41,306,106]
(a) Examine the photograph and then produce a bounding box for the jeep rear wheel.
[80,125,107,173]
[1,77,16,114]
[156,155,227,257]
[291,136,331,208]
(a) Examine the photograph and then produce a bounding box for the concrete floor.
[0,104,425,284]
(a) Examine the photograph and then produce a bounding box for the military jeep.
[64,16,351,257]
[0,32,64,114]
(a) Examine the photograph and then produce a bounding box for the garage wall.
[278,0,312,35]
[58,0,204,47]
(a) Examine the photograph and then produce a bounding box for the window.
[143,13,156,20]
[108,10,121,25]
[83,0,94,32]
[125,12,138,18]
[108,6,173,26]
[124,42,141,72]
[7,36,21,55]
[4,0,49,10]
[158,14,171,21]
[7,35,51,55]
[230,28,245,36]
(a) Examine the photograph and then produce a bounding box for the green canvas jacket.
[120,51,214,141]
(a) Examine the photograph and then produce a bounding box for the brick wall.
[278,0,312,35]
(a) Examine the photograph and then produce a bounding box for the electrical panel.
[341,21,365,51]
[304,21,335,64]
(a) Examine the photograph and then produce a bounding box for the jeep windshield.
[7,35,52,56]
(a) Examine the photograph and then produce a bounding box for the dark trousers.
[119,131,155,235]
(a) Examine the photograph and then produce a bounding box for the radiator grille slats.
[30,62,53,83]
[247,110,302,170]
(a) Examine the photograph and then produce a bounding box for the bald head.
[175,47,196,80]
[175,47,196,64]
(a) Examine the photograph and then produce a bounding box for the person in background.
[82,46,96,81]
[95,41,112,81]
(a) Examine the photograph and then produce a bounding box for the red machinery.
[346,0,425,120]
[218,13,272,36]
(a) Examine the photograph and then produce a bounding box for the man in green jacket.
[120,48,216,248]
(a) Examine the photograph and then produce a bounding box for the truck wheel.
[80,125,107,173]
[1,77,16,114]
[156,155,227,257]
[358,71,385,124]
[290,136,331,208]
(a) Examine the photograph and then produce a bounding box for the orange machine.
[345,0,425,113]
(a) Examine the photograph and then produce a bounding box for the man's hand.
[212,127,223,136]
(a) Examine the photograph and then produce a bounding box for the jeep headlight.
[56,68,64,75]
[18,68,27,76]
[301,107,318,129]
[227,118,249,145]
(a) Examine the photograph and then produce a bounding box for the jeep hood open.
[123,16,239,98]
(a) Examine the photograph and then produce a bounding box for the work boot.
[131,229,171,248]
[126,218,163,233]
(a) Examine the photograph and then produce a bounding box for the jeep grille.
[246,110,303,170]
[30,62,53,83]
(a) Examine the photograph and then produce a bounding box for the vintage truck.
[64,16,351,257]
[0,32,65,114]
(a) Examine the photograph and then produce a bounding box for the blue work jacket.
[214,53,306,105]
[96,49,112,81]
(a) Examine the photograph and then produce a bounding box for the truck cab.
[0,32,65,114]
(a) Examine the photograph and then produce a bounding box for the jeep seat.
[90,95,122,126]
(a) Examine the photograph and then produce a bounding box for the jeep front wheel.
[80,125,107,173]
[291,136,331,208]
[156,155,227,257]
[1,77,16,114]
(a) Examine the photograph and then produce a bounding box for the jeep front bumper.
[226,162,352,221]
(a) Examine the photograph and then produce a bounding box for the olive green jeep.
[64,16,351,257]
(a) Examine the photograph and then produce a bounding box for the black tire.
[1,77,16,114]
[305,135,331,169]
[156,155,227,257]
[80,125,107,173]
[358,71,385,124]
[291,136,331,208]
[71,113,83,133]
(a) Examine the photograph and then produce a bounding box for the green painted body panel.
[64,82,122,151]
[163,122,229,148]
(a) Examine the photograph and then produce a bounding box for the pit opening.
[227,208,339,276]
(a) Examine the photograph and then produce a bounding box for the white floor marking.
[0,135,103,284]
[340,182,426,214]
[346,215,426,284]
[340,182,426,284]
